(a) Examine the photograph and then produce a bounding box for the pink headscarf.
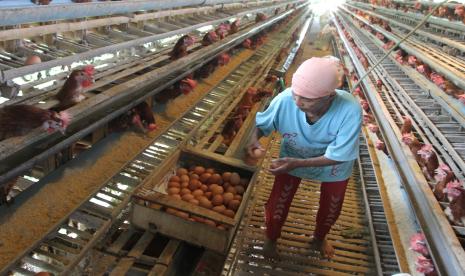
[291,57,339,99]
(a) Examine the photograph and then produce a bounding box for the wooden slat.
[148,240,181,276]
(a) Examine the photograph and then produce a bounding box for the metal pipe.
[339,5,465,92]
[0,0,251,27]
[334,16,465,276]
[0,0,303,82]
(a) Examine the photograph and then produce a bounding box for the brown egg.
[212,194,223,206]
[166,208,177,215]
[205,192,213,200]
[223,192,234,205]
[181,181,189,188]
[168,181,180,189]
[194,166,206,175]
[229,172,241,185]
[199,197,213,209]
[175,211,190,219]
[170,194,182,200]
[228,200,240,211]
[209,173,223,185]
[223,182,230,190]
[177,168,188,176]
[188,179,200,190]
[168,187,180,195]
[192,189,204,197]
[169,175,181,182]
[190,173,200,180]
[180,174,190,182]
[226,186,237,195]
[180,188,191,195]
[217,225,226,230]
[212,205,226,213]
[222,172,232,182]
[200,184,208,192]
[192,215,205,223]
[206,168,215,174]
[211,185,224,196]
[235,185,245,195]
[252,148,266,158]
[182,193,194,201]
[204,219,216,227]
[199,173,212,183]
[223,209,235,218]
[189,198,199,205]
[234,194,242,201]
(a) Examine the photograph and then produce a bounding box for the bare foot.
[263,239,280,260]
[310,237,335,259]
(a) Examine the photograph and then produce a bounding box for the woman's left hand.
[268,158,299,175]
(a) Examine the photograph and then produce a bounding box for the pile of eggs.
[164,165,248,230]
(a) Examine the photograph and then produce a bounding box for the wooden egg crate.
[130,147,257,254]
[187,81,277,163]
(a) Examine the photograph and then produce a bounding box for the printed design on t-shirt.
[330,165,341,176]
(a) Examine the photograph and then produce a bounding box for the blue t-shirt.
[256,88,362,182]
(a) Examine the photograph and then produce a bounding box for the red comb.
[83,65,94,75]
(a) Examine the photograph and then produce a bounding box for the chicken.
[448,188,465,225]
[255,13,267,23]
[401,116,412,134]
[417,144,439,180]
[54,66,94,111]
[394,49,408,64]
[202,31,219,46]
[376,79,383,89]
[433,164,455,201]
[445,180,462,202]
[240,87,258,108]
[416,63,432,78]
[229,19,240,35]
[363,113,375,125]
[242,38,252,49]
[455,4,465,21]
[367,123,379,134]
[194,61,216,79]
[375,32,385,41]
[441,81,463,98]
[252,88,272,103]
[133,102,157,132]
[0,177,18,206]
[215,23,230,40]
[375,140,388,155]
[170,35,195,60]
[360,100,370,112]
[457,94,465,105]
[438,6,449,18]
[382,41,395,50]
[414,1,422,10]
[178,78,197,95]
[430,73,445,88]
[401,133,423,164]
[409,233,429,256]
[217,53,230,66]
[0,105,71,141]
[415,256,437,276]
[154,87,181,104]
[407,55,419,67]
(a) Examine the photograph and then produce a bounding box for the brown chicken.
[433,164,455,201]
[0,104,71,141]
[54,66,94,111]
[31,0,52,4]
[401,133,423,164]
[133,102,157,132]
[170,35,195,60]
[202,31,219,46]
[417,144,439,180]
[215,23,230,40]
[229,19,240,35]
[401,116,412,134]
[255,13,267,23]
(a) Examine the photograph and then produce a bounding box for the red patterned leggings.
[265,173,349,241]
